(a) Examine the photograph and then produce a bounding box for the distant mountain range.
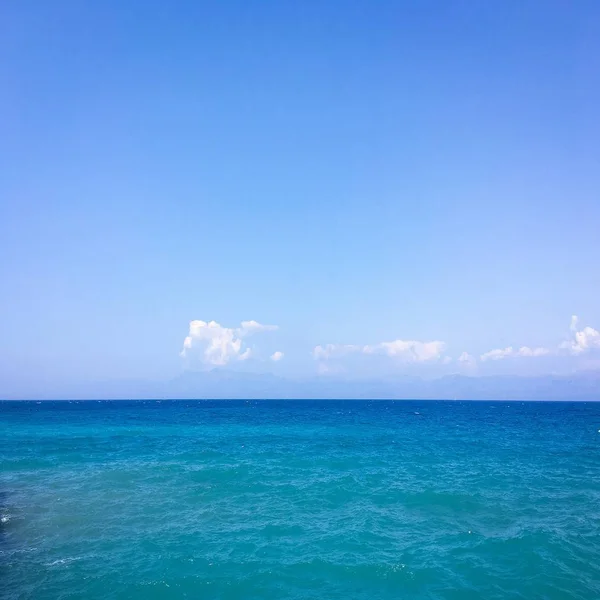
[3,369,599,401]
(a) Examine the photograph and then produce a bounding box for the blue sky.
[1,1,599,392]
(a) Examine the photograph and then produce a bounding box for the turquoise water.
[1,400,599,599]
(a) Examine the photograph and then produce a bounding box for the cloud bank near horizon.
[179,316,600,374]
[312,316,600,374]
[478,315,600,363]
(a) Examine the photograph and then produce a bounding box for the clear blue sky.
[1,1,599,392]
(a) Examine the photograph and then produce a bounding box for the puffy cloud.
[270,351,284,362]
[181,319,276,366]
[560,316,600,355]
[179,320,240,366]
[363,339,446,362]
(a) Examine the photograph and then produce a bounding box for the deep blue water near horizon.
[1,400,599,600]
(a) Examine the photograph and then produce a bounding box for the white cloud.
[364,339,446,362]
[516,346,550,357]
[239,348,253,361]
[560,316,600,355]
[314,339,447,364]
[480,346,550,362]
[570,315,579,332]
[181,319,276,366]
[478,316,600,364]
[480,346,514,361]
[238,320,278,336]
[180,315,599,373]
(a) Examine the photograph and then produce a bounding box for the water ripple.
[1,400,599,599]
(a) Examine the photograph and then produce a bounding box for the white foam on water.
[46,557,82,567]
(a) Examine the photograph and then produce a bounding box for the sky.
[1,0,600,394]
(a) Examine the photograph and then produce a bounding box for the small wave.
[0,515,10,524]
[46,557,82,566]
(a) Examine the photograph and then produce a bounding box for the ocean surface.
[1,400,599,599]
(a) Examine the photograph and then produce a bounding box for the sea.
[1,400,599,599]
